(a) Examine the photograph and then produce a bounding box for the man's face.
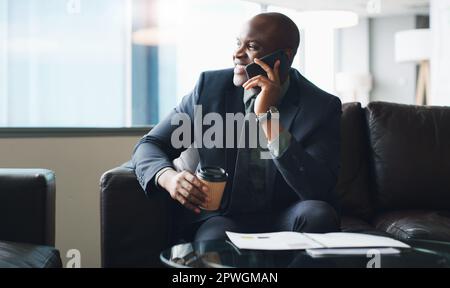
[233,19,281,86]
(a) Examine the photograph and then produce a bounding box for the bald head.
[249,13,300,55]
[233,12,300,86]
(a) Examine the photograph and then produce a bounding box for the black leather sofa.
[0,169,62,268]
[100,101,450,267]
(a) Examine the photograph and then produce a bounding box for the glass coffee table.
[160,238,450,268]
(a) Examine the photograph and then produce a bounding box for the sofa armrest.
[100,164,171,267]
[0,169,55,246]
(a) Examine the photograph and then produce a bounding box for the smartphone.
[245,50,289,81]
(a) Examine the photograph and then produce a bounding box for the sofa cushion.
[336,102,373,220]
[0,241,62,268]
[374,210,450,242]
[340,216,374,232]
[365,102,450,210]
[340,216,393,238]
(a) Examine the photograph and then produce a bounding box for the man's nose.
[233,45,246,60]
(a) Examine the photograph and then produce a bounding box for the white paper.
[226,231,410,250]
[225,231,323,250]
[306,247,401,257]
[304,232,410,249]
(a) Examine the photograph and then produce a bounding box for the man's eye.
[248,44,257,50]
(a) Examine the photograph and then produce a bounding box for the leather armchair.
[100,163,171,267]
[0,169,62,268]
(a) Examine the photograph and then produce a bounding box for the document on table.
[225,231,410,250]
[306,247,401,257]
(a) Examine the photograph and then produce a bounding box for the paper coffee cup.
[196,166,228,211]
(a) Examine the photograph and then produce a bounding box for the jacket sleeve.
[272,96,342,202]
[131,73,205,195]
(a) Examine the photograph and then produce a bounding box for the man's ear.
[284,48,295,66]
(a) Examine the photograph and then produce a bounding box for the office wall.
[336,15,420,105]
[430,0,450,106]
[335,18,371,106]
[337,18,370,74]
[0,135,142,267]
[369,16,417,104]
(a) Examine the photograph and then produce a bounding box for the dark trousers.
[192,200,340,242]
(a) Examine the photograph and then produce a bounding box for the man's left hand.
[242,58,282,115]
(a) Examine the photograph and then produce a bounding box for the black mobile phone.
[245,50,289,81]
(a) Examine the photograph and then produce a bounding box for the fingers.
[176,187,203,213]
[181,172,209,200]
[178,186,204,207]
[254,58,272,79]
[273,60,280,83]
[175,193,200,214]
[254,58,280,82]
[243,75,269,90]
[171,171,211,214]
[183,171,209,193]
[243,59,281,90]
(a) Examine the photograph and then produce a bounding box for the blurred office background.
[0,0,449,267]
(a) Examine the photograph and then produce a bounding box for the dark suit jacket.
[132,68,342,227]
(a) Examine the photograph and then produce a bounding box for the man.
[132,13,341,243]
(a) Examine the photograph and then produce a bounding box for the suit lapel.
[266,70,302,203]
[279,71,302,131]
[221,85,244,211]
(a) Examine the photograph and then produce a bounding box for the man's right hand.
[158,169,209,214]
